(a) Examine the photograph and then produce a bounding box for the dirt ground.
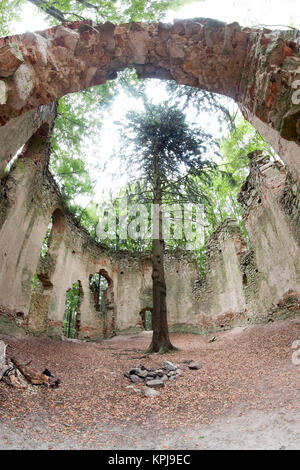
[0,318,299,450]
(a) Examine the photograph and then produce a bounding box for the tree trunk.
[147,196,176,353]
[67,309,72,338]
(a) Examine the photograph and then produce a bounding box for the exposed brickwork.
[238,150,300,320]
[0,20,299,151]
[0,19,249,124]
[0,19,300,340]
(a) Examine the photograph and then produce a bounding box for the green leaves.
[63,281,80,338]
[109,100,218,255]
[1,0,270,258]
[117,101,218,199]
[21,0,191,26]
[202,116,276,237]
[0,0,26,35]
[49,85,116,209]
[219,116,275,172]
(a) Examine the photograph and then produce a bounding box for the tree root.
[145,342,178,355]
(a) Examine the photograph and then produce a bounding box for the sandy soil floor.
[0,318,299,450]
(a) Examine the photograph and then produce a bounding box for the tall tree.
[165,81,238,132]
[0,1,200,215]
[115,101,217,353]
[0,0,198,34]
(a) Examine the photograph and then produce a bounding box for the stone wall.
[238,151,300,319]
[1,18,300,340]
[1,19,300,180]
[192,219,248,330]
[190,151,300,332]
[0,137,300,339]
[0,128,199,340]
[0,102,57,176]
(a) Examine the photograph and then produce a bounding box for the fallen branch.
[10,357,60,388]
[0,365,12,380]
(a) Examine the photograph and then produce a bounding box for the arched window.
[42,208,65,258]
[140,308,153,331]
[89,269,112,313]
[62,280,83,338]
[32,208,65,291]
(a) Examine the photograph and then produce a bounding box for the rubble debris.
[188,362,202,370]
[0,341,60,389]
[124,361,185,387]
[0,340,6,369]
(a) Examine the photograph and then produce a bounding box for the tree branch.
[28,0,67,22]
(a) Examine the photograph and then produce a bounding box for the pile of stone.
[124,361,184,388]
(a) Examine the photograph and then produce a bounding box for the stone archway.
[28,207,66,334]
[62,280,83,338]
[89,268,115,338]
[0,19,300,179]
[0,17,300,342]
[35,207,65,287]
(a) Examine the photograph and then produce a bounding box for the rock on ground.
[143,387,160,398]
[0,340,6,369]
[0,319,299,449]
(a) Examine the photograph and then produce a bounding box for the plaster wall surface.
[0,103,57,176]
[238,152,300,317]
[1,18,300,172]
[1,18,300,339]
[1,144,300,339]
[192,220,248,330]
[0,135,200,339]
[246,112,300,182]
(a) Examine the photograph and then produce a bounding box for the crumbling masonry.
[0,18,300,340]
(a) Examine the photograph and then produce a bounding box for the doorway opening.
[89,270,112,313]
[140,308,153,331]
[62,280,82,338]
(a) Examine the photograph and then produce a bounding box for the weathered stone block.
[0,80,7,104]
[188,362,202,370]
[146,379,165,388]
[0,340,6,368]
[0,42,24,77]
[10,64,34,110]
[143,387,160,397]
[28,292,51,334]
[163,360,178,371]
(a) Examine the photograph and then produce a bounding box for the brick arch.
[99,268,113,288]
[0,19,300,177]
[49,208,66,239]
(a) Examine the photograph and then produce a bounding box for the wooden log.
[10,356,60,388]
